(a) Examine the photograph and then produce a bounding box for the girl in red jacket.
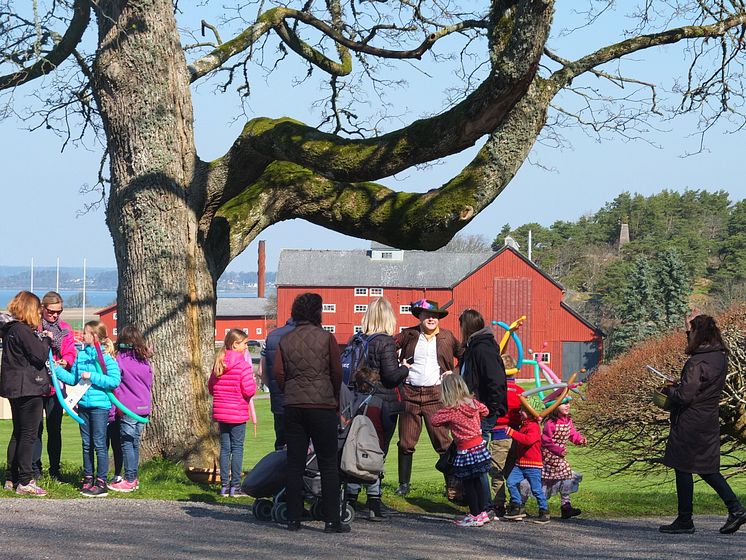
[431,373,492,528]
[504,408,550,523]
[208,329,257,497]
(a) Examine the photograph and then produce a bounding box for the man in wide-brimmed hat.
[394,299,461,495]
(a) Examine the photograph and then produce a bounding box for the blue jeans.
[79,407,110,481]
[219,422,246,488]
[121,415,146,482]
[507,465,547,511]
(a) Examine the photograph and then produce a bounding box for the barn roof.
[276,249,494,288]
[216,297,270,317]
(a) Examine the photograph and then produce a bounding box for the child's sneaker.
[476,511,491,524]
[81,476,94,492]
[504,503,526,520]
[455,514,485,528]
[3,480,15,492]
[110,475,124,485]
[15,480,47,496]
[109,478,139,493]
[532,509,551,524]
[81,478,108,497]
[219,486,230,496]
[230,486,248,498]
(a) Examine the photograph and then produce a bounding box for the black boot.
[561,503,582,519]
[396,451,412,496]
[659,515,695,534]
[368,497,386,521]
[720,509,746,534]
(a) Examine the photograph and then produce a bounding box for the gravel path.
[1,499,745,559]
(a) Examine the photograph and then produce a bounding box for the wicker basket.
[185,463,220,485]
[651,389,671,411]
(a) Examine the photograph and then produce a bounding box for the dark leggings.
[676,469,743,518]
[463,473,490,516]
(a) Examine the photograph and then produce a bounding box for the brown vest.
[278,323,337,408]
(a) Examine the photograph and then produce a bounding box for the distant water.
[0,289,258,310]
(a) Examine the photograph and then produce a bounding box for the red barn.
[97,297,271,344]
[275,244,603,380]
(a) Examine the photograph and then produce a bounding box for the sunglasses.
[44,308,63,316]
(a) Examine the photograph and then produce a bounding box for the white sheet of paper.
[64,379,92,408]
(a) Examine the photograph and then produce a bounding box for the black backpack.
[340,333,381,387]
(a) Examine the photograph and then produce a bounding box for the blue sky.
[1,3,744,272]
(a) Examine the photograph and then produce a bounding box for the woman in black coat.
[0,291,52,496]
[345,297,409,520]
[659,313,746,535]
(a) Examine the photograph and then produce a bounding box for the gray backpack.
[340,395,385,482]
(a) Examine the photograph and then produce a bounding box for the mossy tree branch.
[0,0,90,90]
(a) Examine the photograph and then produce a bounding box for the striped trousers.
[397,384,451,455]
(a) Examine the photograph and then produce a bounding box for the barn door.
[493,278,532,360]
[562,341,600,381]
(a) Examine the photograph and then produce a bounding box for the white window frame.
[354,304,368,313]
[322,325,336,333]
[112,327,118,336]
[399,305,411,314]
[322,303,336,312]
[242,328,249,334]
[532,352,551,364]
[370,288,384,296]
[113,312,118,320]
[224,328,231,335]
[354,326,364,334]
[255,327,262,335]
[354,287,368,296]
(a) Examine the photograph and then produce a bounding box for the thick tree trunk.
[94,0,218,465]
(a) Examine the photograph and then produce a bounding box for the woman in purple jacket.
[108,325,153,492]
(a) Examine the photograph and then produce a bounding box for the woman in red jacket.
[208,329,257,497]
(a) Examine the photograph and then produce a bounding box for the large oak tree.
[1,1,744,465]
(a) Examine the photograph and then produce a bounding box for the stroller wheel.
[271,501,289,524]
[252,499,273,522]
[342,502,355,524]
[310,499,324,521]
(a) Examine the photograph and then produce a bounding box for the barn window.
[400,305,411,314]
[322,325,336,333]
[322,303,336,312]
[242,328,249,334]
[354,304,368,313]
[112,328,118,336]
[533,352,551,364]
[370,288,384,296]
[113,312,118,320]
[354,288,368,296]
[381,252,393,259]
[354,326,364,334]
[256,327,262,335]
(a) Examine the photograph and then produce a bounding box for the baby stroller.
[242,446,356,525]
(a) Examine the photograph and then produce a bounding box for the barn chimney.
[257,240,266,298]
[619,218,630,248]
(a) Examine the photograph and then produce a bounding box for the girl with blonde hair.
[432,373,492,527]
[208,329,256,496]
[55,320,120,497]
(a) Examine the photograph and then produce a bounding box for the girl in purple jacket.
[108,325,153,493]
[208,329,257,497]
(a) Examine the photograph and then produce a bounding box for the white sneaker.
[455,514,485,527]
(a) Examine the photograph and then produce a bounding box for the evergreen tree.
[609,257,662,356]
[656,249,690,330]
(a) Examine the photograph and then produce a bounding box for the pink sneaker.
[108,479,139,493]
[81,476,94,492]
[16,480,47,496]
[476,511,491,524]
[455,514,485,527]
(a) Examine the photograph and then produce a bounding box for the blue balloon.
[48,350,85,425]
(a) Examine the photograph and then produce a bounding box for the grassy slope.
[1,397,744,517]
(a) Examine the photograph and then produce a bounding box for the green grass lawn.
[1,397,744,518]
